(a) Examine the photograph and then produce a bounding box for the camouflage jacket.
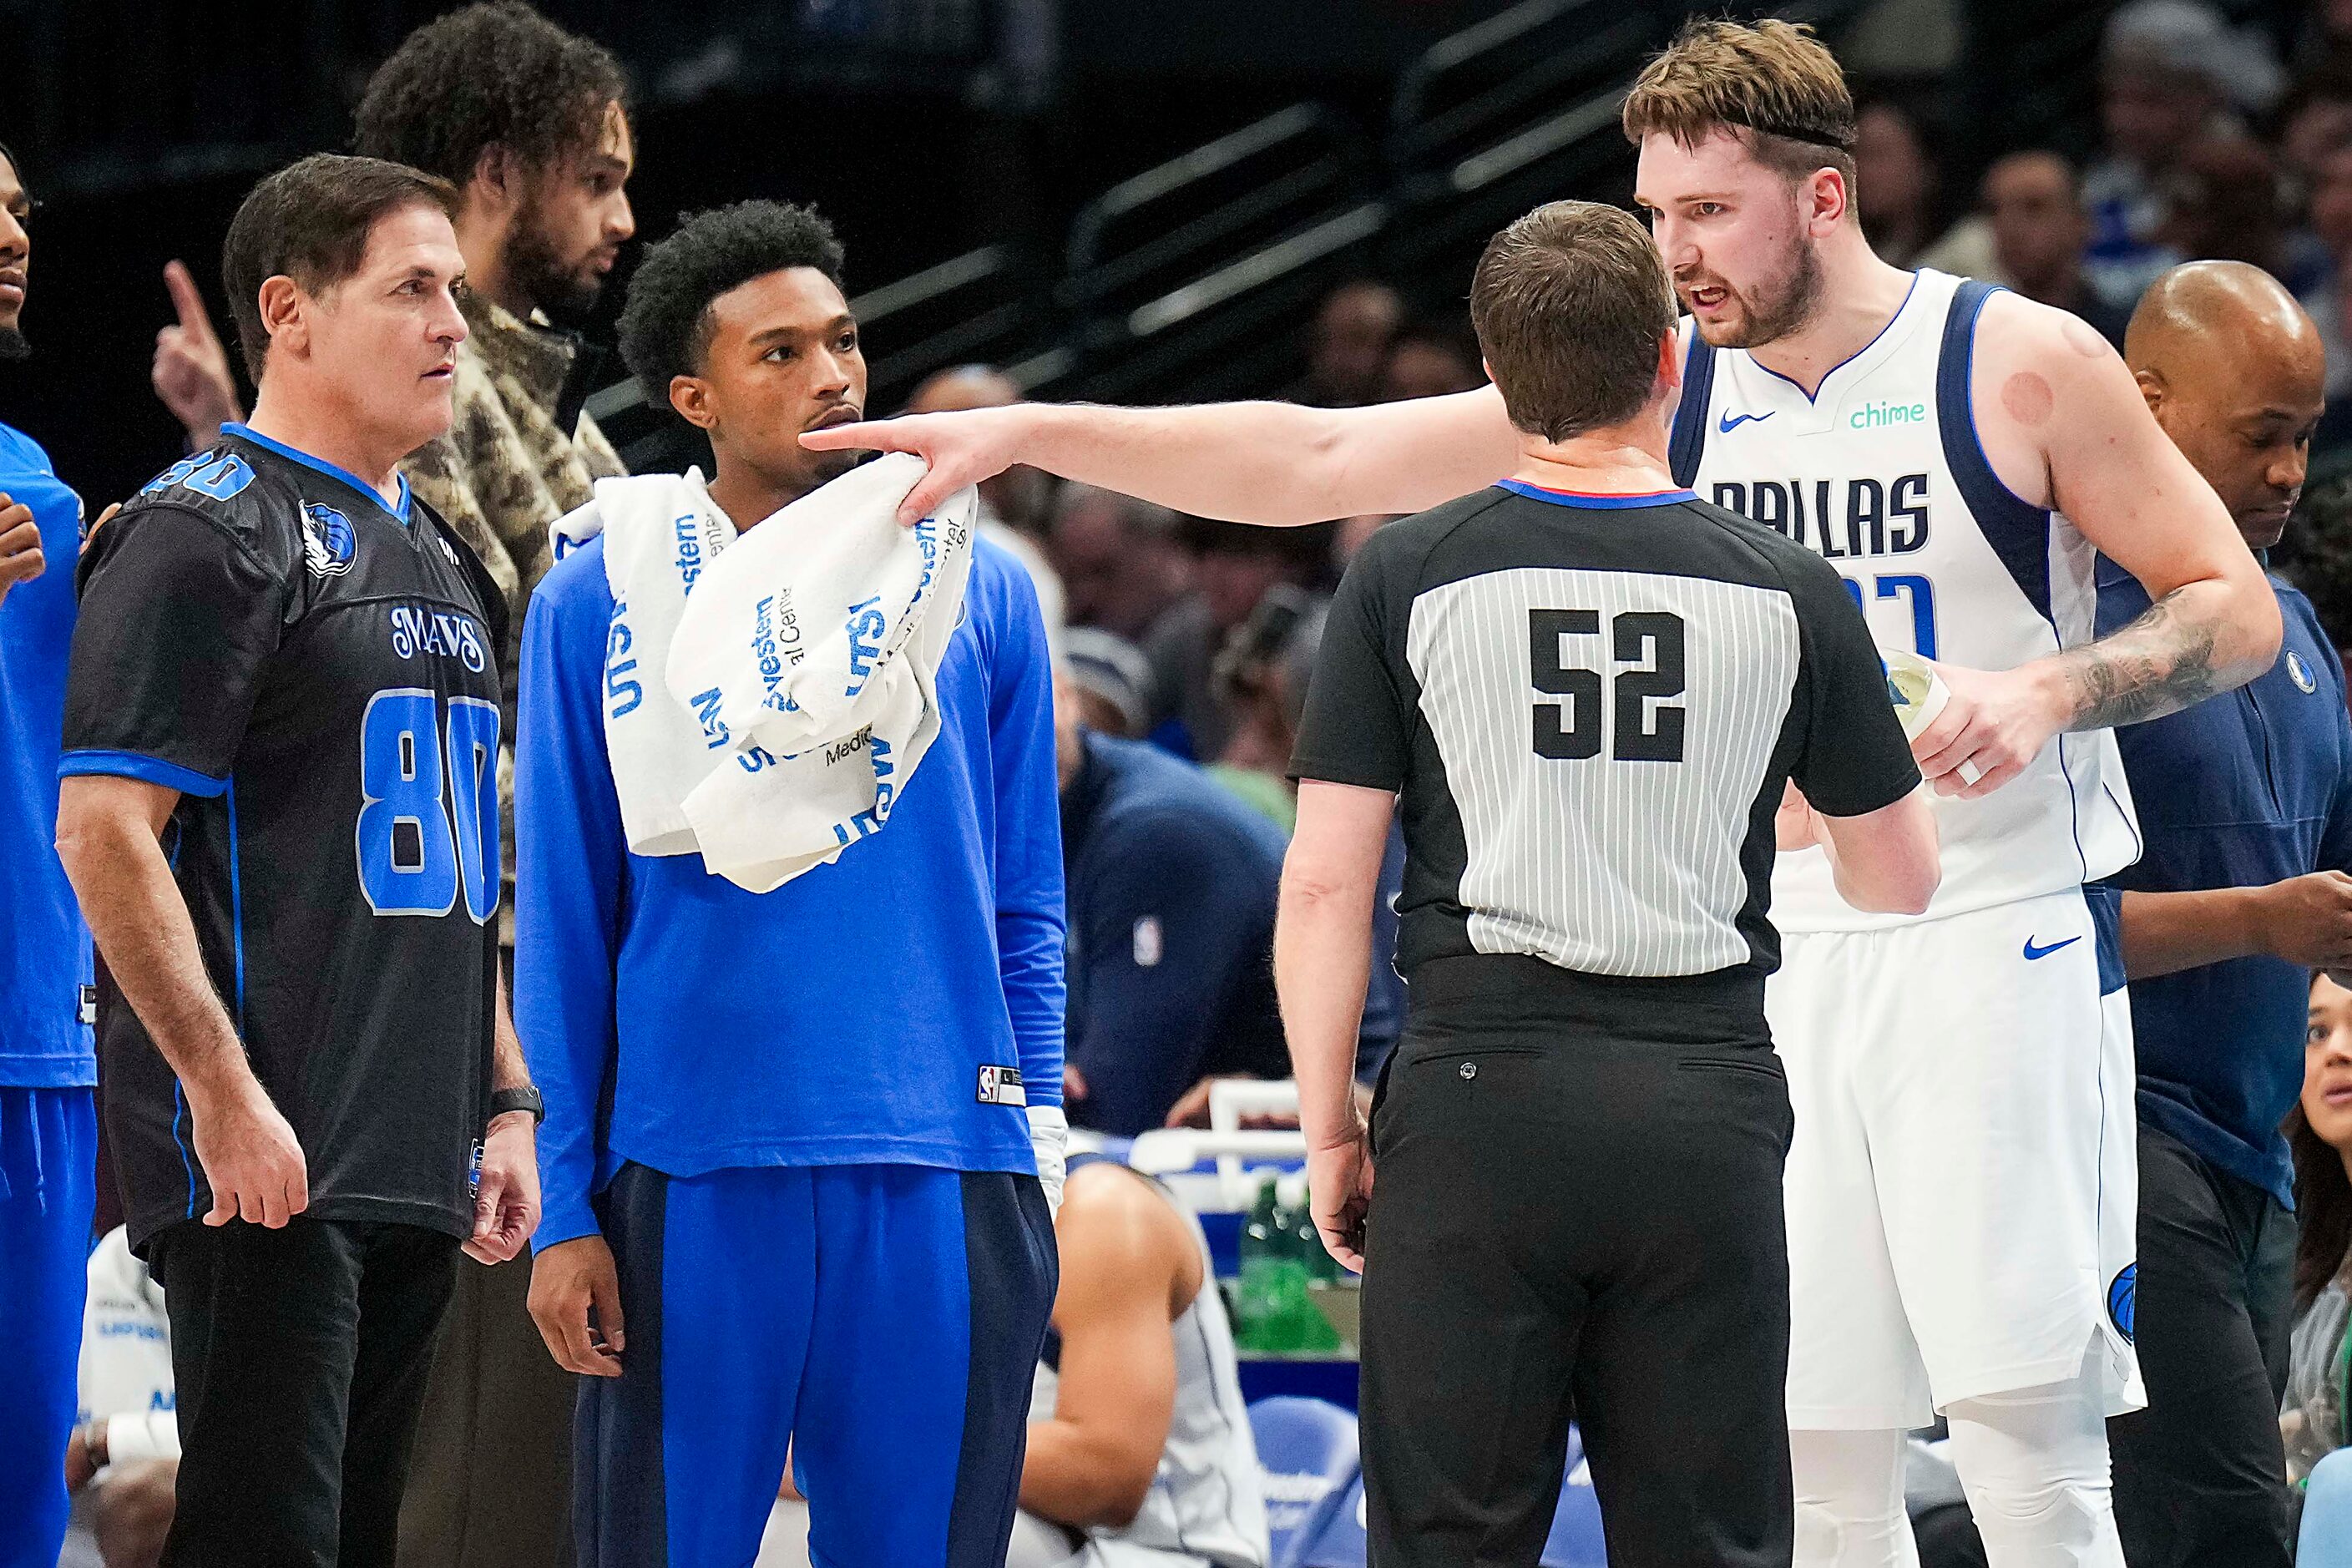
[402,293,626,943]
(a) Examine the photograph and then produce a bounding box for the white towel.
[549,454,976,892]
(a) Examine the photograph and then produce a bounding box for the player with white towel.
[808,23,2284,1565]
[515,200,1067,1568]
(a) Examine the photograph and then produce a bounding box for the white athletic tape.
[1958,760,1984,787]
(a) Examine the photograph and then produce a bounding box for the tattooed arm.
[1906,293,2279,797]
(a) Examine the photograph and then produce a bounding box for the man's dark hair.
[1469,200,1675,443]
[222,154,459,380]
[353,2,627,185]
[616,201,847,392]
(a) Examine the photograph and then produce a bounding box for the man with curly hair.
[358,12,635,1560]
[142,7,637,1564]
[517,200,1065,1568]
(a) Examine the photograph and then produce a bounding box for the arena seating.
[1247,1396,1361,1568]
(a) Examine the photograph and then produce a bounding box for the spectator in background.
[904,363,1067,639]
[60,1229,177,1568]
[1984,152,2137,346]
[1057,667,1292,1138]
[2297,0,2352,75]
[2279,64,2352,184]
[2086,0,2278,273]
[1333,513,1399,569]
[2301,139,2352,407]
[1381,316,1485,402]
[1290,279,1402,407]
[2283,971,2352,1494]
[1060,626,1154,740]
[1050,483,1193,645]
[2157,135,2332,298]
[1205,585,1323,832]
[1144,519,1328,761]
[1854,99,1942,267]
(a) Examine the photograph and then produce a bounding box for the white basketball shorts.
[1768,887,2145,1430]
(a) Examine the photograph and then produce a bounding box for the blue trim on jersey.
[1494,481,1698,508]
[221,422,412,524]
[1935,280,2056,627]
[171,1082,198,1218]
[1669,334,1717,488]
[225,782,248,1034]
[1745,271,1921,406]
[57,749,229,799]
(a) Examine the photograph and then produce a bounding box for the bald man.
[2090,260,2352,1565]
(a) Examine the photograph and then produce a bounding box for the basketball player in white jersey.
[803,23,2283,1564]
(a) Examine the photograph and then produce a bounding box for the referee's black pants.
[2107,1123,2296,1567]
[149,1215,458,1568]
[1359,956,1796,1568]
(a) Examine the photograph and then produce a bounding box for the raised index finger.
[163,260,217,341]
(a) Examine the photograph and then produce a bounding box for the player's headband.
[1736,118,1858,154]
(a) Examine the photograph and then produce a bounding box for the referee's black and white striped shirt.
[1290,480,1918,993]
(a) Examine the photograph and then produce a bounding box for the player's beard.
[0,325,28,361]
[508,200,605,321]
[1692,240,1823,350]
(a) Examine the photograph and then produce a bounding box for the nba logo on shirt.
[976,1065,1028,1107]
[302,503,357,578]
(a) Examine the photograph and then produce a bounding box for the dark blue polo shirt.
[2095,559,2352,1206]
[1060,731,1293,1136]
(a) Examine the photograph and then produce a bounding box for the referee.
[1277,200,1940,1568]
[53,155,539,1566]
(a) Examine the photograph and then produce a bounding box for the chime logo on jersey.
[301,503,357,578]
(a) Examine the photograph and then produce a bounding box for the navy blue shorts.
[575,1161,1056,1568]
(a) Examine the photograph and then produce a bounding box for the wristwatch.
[488,1085,544,1127]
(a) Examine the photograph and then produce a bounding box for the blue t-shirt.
[0,422,93,1087]
[515,530,1066,1248]
[2096,560,2352,1206]
[1061,732,1291,1136]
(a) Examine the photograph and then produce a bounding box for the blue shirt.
[516,532,1066,1248]
[1061,732,1290,1136]
[2095,559,2352,1206]
[0,422,92,1087]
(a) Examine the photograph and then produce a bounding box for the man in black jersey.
[1277,201,1941,1568]
[53,154,541,1568]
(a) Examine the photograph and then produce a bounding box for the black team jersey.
[63,425,507,1252]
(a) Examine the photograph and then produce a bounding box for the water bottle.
[1282,1171,1342,1283]
[1235,1175,1343,1353]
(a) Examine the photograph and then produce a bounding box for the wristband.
[488,1085,544,1127]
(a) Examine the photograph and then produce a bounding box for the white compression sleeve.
[1943,1345,2127,1568]
[1791,1427,1922,1568]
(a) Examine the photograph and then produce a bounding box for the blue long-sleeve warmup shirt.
[0,422,91,1087]
[516,531,1066,1248]
[2094,559,2352,1207]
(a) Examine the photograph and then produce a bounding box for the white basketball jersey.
[1030,1166,1270,1568]
[1670,269,2140,931]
